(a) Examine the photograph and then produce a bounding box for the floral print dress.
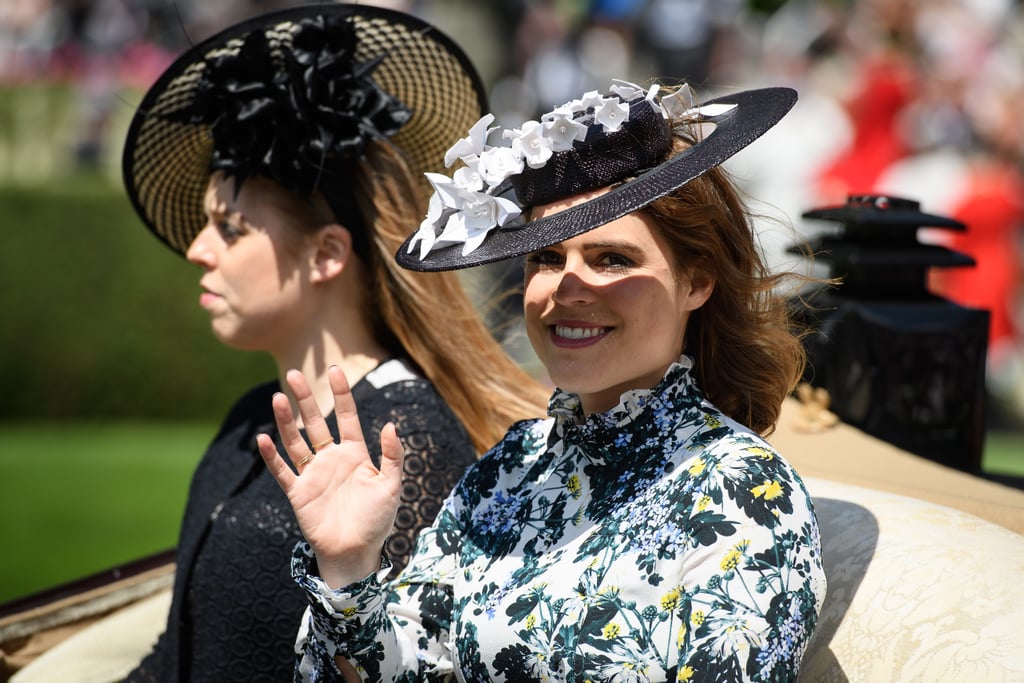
[291,357,826,682]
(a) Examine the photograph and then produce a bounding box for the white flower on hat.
[693,103,739,118]
[509,120,554,169]
[609,79,649,102]
[542,110,588,152]
[407,173,459,258]
[407,172,521,257]
[440,191,521,255]
[577,90,605,111]
[452,164,483,192]
[477,145,524,188]
[444,114,496,168]
[593,97,630,132]
[658,84,696,119]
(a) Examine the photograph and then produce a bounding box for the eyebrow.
[577,239,646,257]
[203,197,237,220]
[203,194,223,213]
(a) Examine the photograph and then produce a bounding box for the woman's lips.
[550,324,610,347]
[198,290,221,309]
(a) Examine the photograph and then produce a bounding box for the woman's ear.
[309,225,353,283]
[682,267,715,311]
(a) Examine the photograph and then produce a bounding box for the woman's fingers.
[271,390,317,470]
[256,432,296,490]
[328,365,364,448]
[285,369,334,452]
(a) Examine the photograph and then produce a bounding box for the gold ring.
[312,437,334,452]
[295,452,315,469]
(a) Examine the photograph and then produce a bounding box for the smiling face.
[185,174,317,353]
[523,189,714,415]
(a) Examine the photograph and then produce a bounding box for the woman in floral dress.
[259,80,827,682]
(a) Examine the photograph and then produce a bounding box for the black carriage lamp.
[790,194,990,473]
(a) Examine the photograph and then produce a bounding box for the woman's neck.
[272,327,390,426]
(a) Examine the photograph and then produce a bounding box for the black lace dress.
[125,359,477,682]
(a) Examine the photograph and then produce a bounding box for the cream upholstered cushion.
[799,476,1024,682]
[6,474,1022,683]
[8,590,170,683]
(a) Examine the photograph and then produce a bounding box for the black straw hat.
[123,3,488,256]
[397,84,797,272]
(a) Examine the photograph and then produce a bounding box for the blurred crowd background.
[1,0,1022,424]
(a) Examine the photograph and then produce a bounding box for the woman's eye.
[526,250,562,267]
[216,220,243,240]
[598,253,634,269]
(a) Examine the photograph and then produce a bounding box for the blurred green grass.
[1,420,1021,605]
[0,421,211,604]
[984,431,1024,478]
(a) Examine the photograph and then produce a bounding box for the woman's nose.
[186,225,218,267]
[551,260,596,305]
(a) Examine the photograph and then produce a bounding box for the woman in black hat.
[120,5,548,682]
[261,81,826,681]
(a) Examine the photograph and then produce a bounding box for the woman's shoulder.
[361,358,424,388]
[691,414,794,470]
[354,357,477,453]
[352,358,451,415]
[210,380,279,438]
[687,415,818,511]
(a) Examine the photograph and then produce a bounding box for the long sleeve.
[289,362,480,682]
[291,507,462,681]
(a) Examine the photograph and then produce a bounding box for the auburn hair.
[643,136,807,435]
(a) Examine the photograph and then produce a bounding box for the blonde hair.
[345,141,548,453]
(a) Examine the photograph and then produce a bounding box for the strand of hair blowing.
[646,159,806,436]
[355,141,550,453]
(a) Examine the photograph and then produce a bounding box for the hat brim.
[396,87,798,272]
[802,205,966,230]
[122,4,488,256]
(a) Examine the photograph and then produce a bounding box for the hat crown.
[511,99,672,207]
[169,13,410,199]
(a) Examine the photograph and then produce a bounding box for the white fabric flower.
[541,103,575,123]
[609,79,645,102]
[408,173,462,258]
[436,190,521,255]
[444,114,496,167]
[510,120,554,168]
[543,111,588,152]
[659,85,697,119]
[578,90,604,111]
[594,97,630,132]
[411,171,523,259]
[477,146,524,188]
[408,194,444,258]
[452,164,484,192]
[464,195,520,255]
[423,172,463,209]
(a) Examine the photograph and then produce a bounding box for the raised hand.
[256,366,405,589]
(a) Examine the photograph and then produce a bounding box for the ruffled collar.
[546,356,704,467]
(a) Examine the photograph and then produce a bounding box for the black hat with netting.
[123,3,488,256]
